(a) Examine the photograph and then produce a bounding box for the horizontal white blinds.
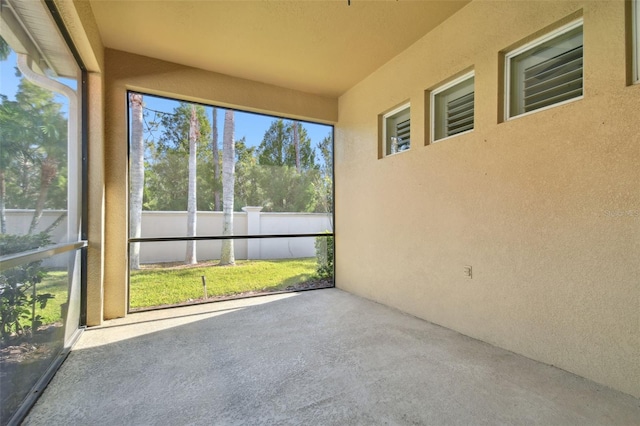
[523,46,583,113]
[446,91,474,137]
[432,73,474,141]
[508,22,583,117]
[383,104,410,155]
[396,118,410,148]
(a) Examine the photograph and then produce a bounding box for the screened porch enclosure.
[0,0,86,423]
[127,93,334,311]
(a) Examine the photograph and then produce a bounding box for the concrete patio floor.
[24,288,640,425]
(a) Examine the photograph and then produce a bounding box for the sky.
[0,53,21,98]
[141,94,333,152]
[1,51,75,110]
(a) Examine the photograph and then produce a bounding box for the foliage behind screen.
[133,95,333,214]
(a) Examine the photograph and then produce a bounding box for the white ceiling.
[89,0,470,97]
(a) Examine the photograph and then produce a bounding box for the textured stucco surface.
[24,290,640,425]
[335,0,640,397]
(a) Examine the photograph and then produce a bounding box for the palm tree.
[28,156,57,234]
[129,93,144,270]
[0,100,27,234]
[219,110,235,265]
[212,107,221,211]
[293,120,301,173]
[0,72,69,236]
[185,104,199,264]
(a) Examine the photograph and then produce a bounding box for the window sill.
[432,129,474,144]
[384,148,411,158]
[505,95,584,122]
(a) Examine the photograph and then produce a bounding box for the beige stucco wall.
[103,49,338,319]
[335,0,640,398]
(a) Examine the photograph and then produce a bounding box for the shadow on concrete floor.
[23,288,640,425]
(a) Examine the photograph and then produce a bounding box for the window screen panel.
[446,91,474,136]
[383,104,410,155]
[523,46,583,112]
[396,118,410,151]
[432,74,475,141]
[508,23,583,117]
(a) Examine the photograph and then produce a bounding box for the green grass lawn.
[130,258,318,310]
[36,270,68,325]
[32,258,324,318]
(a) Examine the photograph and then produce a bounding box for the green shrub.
[314,232,334,279]
[0,233,54,342]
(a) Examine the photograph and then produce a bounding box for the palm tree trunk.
[186,104,199,265]
[219,110,235,266]
[0,169,6,234]
[129,93,145,270]
[293,121,300,173]
[28,156,57,234]
[43,212,67,234]
[212,107,221,211]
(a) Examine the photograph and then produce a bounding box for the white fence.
[4,210,69,243]
[4,208,332,266]
[4,210,69,268]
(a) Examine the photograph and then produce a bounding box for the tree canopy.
[0,36,9,61]
[257,119,315,169]
[136,102,333,215]
[143,102,213,211]
[0,78,68,211]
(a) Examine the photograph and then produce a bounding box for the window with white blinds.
[396,118,410,145]
[383,103,410,156]
[634,0,640,83]
[507,20,583,118]
[432,72,475,142]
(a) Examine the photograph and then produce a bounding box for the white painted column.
[242,206,263,259]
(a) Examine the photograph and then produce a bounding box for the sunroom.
[1,0,639,424]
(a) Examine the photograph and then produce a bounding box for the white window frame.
[430,71,475,143]
[633,0,640,83]
[505,19,584,120]
[382,103,411,156]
